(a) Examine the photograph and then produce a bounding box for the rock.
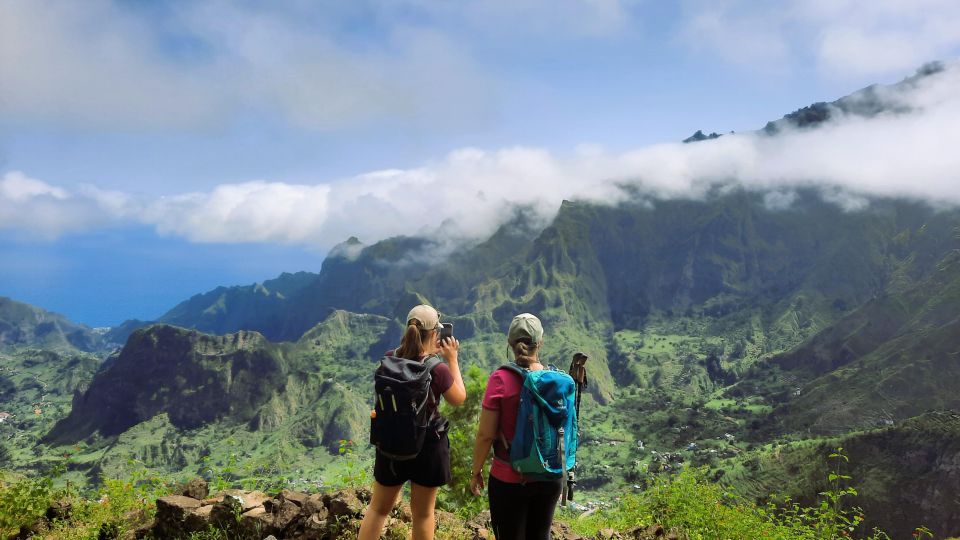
[279,489,309,507]
[45,499,72,521]
[465,509,491,532]
[153,495,202,537]
[209,496,245,529]
[390,501,412,522]
[263,497,281,513]
[176,478,209,500]
[323,489,364,519]
[224,494,245,511]
[282,511,330,540]
[156,495,201,520]
[183,505,213,532]
[436,510,461,528]
[118,508,153,540]
[304,513,327,530]
[551,521,587,540]
[644,524,665,537]
[222,489,270,511]
[596,528,622,540]
[302,493,326,516]
[239,506,277,538]
[201,495,224,505]
[272,499,301,532]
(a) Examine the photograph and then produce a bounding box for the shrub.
[566,449,897,540]
[0,471,54,537]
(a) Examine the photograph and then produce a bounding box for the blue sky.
[2,0,960,326]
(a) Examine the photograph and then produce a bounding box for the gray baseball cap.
[507,313,543,345]
[407,304,441,331]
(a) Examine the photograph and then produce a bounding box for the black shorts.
[374,431,452,487]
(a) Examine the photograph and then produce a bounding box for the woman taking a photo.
[359,304,466,540]
[470,313,562,540]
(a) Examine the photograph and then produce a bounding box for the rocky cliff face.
[45,325,284,443]
[37,310,388,486]
[44,312,385,452]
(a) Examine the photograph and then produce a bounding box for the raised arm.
[439,337,466,406]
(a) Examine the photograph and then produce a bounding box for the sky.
[2,0,960,327]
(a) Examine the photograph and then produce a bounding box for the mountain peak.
[682,129,722,143]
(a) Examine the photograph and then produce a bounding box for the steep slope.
[0,348,100,466]
[38,311,388,482]
[106,271,320,344]
[722,411,960,539]
[767,247,960,434]
[45,325,288,442]
[0,296,105,352]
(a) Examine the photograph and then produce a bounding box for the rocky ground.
[14,478,677,540]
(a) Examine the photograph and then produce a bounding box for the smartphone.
[439,323,454,341]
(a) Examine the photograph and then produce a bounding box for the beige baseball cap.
[407,304,441,331]
[507,313,543,345]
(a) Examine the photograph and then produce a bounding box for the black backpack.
[369,354,445,460]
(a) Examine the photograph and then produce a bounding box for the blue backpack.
[498,363,578,480]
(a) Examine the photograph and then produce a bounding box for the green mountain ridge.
[0,297,106,352]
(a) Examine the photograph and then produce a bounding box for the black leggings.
[488,475,563,540]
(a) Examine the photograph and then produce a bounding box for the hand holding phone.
[439,322,454,341]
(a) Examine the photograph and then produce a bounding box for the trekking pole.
[562,352,588,506]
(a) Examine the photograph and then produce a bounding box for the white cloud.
[0,172,126,239]
[3,63,959,246]
[679,0,960,78]
[143,182,332,244]
[0,0,492,131]
[0,1,222,130]
[0,172,69,202]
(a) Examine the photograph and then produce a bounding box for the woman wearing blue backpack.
[470,313,569,540]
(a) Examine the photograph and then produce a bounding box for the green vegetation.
[567,451,894,540]
[1,448,924,539]
[439,364,488,516]
[0,462,167,539]
[3,189,960,536]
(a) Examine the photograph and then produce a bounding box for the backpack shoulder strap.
[422,354,443,373]
[493,363,529,459]
[497,363,528,379]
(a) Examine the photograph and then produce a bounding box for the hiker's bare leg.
[358,481,403,540]
[410,482,439,540]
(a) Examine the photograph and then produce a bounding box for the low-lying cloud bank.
[2,63,959,248]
